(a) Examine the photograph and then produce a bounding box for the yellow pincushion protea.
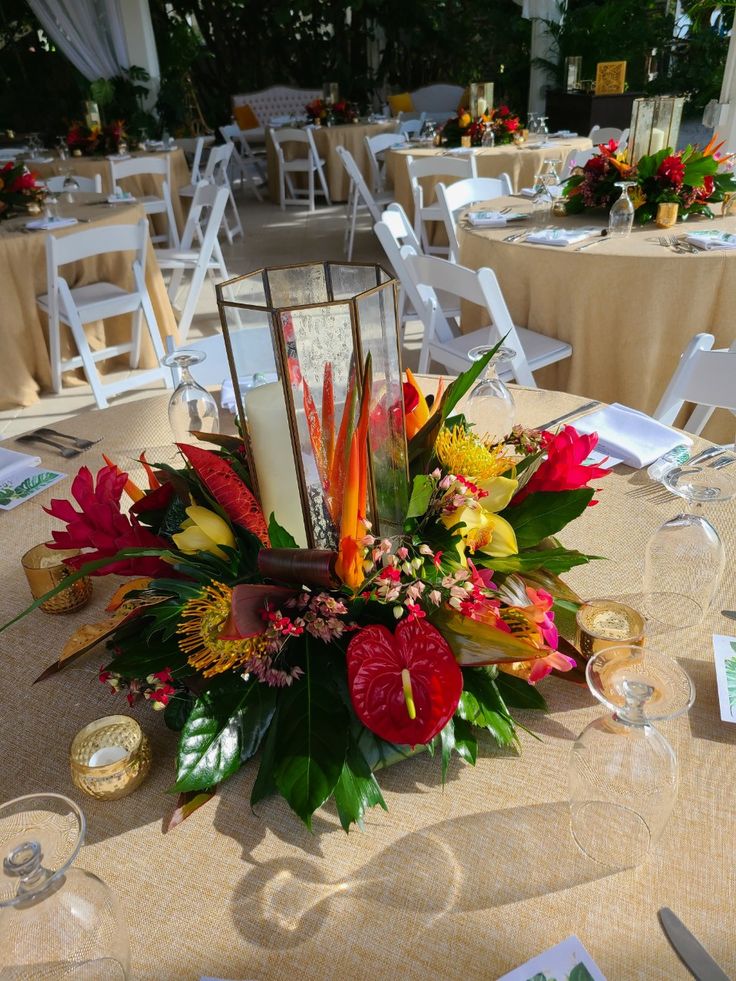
[435,425,513,483]
[178,582,271,678]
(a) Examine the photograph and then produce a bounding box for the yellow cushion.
[388,92,414,115]
[234,104,259,130]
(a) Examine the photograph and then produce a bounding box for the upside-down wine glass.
[464,345,516,442]
[608,180,637,237]
[0,793,131,977]
[162,350,219,443]
[569,644,695,868]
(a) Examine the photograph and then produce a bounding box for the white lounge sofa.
[231,85,321,144]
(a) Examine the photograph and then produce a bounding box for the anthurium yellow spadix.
[172,506,235,560]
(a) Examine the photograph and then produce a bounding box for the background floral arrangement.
[305,98,357,126]
[67,120,128,156]
[0,161,46,219]
[563,136,736,222]
[439,105,520,147]
[5,350,608,832]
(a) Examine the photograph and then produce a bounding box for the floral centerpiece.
[439,105,520,148]
[4,349,608,832]
[563,136,736,223]
[0,162,46,220]
[305,99,357,126]
[67,120,127,156]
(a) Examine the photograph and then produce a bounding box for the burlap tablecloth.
[0,196,177,409]
[457,195,736,444]
[34,149,190,234]
[1,388,734,981]
[266,122,398,204]
[385,137,593,225]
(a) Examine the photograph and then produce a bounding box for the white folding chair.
[398,114,426,137]
[406,153,478,256]
[269,127,331,212]
[155,183,230,343]
[401,249,572,386]
[589,125,624,145]
[219,124,265,201]
[36,218,171,409]
[562,149,592,178]
[335,145,393,260]
[180,142,243,244]
[164,327,276,388]
[45,174,102,193]
[654,333,736,435]
[109,156,179,248]
[436,176,513,263]
[364,131,407,195]
[176,136,214,185]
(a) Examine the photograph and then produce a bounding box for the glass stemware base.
[162,349,219,444]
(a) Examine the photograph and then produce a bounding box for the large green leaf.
[439,718,455,783]
[174,676,277,793]
[333,738,387,831]
[569,963,595,981]
[482,547,599,575]
[106,640,191,680]
[452,717,478,764]
[505,489,594,549]
[273,640,349,829]
[268,513,299,549]
[458,668,518,748]
[405,474,434,520]
[250,708,279,807]
[495,671,547,711]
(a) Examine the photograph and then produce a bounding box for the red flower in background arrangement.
[657,154,685,188]
[695,174,715,200]
[512,425,609,505]
[44,466,171,577]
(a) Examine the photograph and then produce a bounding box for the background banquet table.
[458,196,736,444]
[33,148,190,234]
[385,136,593,223]
[0,194,177,409]
[266,121,397,203]
[1,386,734,981]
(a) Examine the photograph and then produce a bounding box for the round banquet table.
[33,148,190,235]
[0,192,177,409]
[385,136,593,224]
[266,121,398,204]
[458,195,736,444]
[1,387,734,981]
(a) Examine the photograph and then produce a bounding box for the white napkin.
[107,194,135,204]
[106,153,131,161]
[685,230,736,251]
[573,402,693,469]
[445,146,475,154]
[525,226,597,247]
[550,130,578,138]
[467,210,509,227]
[26,217,78,230]
[27,156,54,164]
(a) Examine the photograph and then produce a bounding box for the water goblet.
[44,194,59,222]
[481,126,495,149]
[62,170,80,192]
[56,137,68,160]
[531,172,554,228]
[569,644,694,868]
[537,115,549,137]
[464,345,516,442]
[608,180,637,237]
[527,113,538,135]
[541,157,561,187]
[162,349,219,443]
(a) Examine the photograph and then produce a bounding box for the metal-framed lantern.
[215,262,409,550]
[628,96,685,163]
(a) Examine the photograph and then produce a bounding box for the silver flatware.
[658,907,730,981]
[535,399,601,431]
[721,611,736,621]
[15,433,80,459]
[575,235,609,251]
[34,427,99,450]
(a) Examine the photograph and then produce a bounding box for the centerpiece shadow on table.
[228,802,617,950]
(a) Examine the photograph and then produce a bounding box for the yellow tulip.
[172,506,235,560]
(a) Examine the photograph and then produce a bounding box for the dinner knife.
[658,907,731,981]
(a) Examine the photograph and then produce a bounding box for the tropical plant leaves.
[250,708,279,807]
[405,474,434,520]
[174,676,277,793]
[267,513,299,549]
[333,738,387,831]
[483,547,598,575]
[725,655,736,712]
[452,717,478,765]
[458,667,518,748]
[495,671,548,711]
[505,489,594,550]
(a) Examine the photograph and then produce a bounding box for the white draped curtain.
[28,0,130,80]
[515,0,565,115]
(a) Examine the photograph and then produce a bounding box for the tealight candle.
[70,716,151,800]
[575,598,645,659]
[21,543,92,614]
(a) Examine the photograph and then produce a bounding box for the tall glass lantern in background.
[628,97,685,162]
[469,82,494,118]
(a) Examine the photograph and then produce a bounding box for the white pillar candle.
[88,745,128,767]
[477,98,488,117]
[650,127,665,153]
[244,382,308,547]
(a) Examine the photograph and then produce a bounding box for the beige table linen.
[34,148,190,234]
[1,387,734,981]
[458,195,736,444]
[385,137,593,225]
[0,196,177,409]
[266,122,398,203]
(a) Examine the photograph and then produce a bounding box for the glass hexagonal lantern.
[215,262,409,550]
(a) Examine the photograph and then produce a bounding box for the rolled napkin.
[525,227,598,247]
[685,230,736,251]
[26,217,78,230]
[573,402,693,469]
[27,156,54,164]
[467,210,511,227]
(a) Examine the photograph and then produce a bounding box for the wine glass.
[541,157,561,187]
[569,644,694,868]
[481,125,495,149]
[527,113,538,135]
[608,180,637,237]
[0,793,131,977]
[62,170,80,192]
[537,115,549,138]
[56,137,68,161]
[531,171,555,228]
[162,350,219,443]
[464,345,516,442]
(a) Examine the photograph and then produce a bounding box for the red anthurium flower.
[657,154,685,188]
[44,466,171,577]
[347,619,462,746]
[513,425,609,505]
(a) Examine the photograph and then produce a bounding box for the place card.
[497,935,607,981]
[713,634,736,724]
[0,447,65,510]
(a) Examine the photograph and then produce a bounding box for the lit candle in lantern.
[244,382,308,547]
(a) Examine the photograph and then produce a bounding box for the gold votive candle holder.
[21,544,92,614]
[461,135,472,148]
[575,598,645,659]
[70,715,152,801]
[655,202,679,228]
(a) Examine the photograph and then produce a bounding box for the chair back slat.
[47,219,147,268]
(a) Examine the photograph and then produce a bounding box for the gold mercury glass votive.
[655,202,679,228]
[21,544,92,614]
[575,598,646,659]
[70,716,152,800]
